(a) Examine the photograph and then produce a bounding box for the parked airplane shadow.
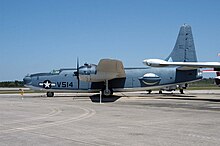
[162,93,196,98]
[157,97,220,102]
[138,93,196,98]
[89,94,122,103]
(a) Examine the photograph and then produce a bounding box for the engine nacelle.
[78,59,126,82]
[78,63,117,82]
[78,63,97,75]
[78,64,97,82]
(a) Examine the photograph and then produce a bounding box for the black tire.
[109,88,113,95]
[180,89,184,94]
[47,92,54,97]
[101,88,113,96]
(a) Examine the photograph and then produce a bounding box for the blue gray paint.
[166,24,197,62]
[23,24,202,93]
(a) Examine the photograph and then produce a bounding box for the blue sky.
[1,0,220,81]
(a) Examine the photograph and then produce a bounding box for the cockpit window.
[50,69,60,75]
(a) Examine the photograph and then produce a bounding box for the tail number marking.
[57,82,73,88]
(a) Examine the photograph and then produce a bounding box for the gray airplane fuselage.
[24,67,202,92]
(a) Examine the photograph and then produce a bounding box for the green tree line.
[0,81,24,87]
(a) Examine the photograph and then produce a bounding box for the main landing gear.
[179,89,184,94]
[101,80,113,96]
[147,90,152,94]
[47,92,54,97]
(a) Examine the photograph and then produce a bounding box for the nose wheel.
[47,92,54,97]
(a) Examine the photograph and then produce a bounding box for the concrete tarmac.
[0,90,220,146]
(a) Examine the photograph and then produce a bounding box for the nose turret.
[23,75,32,85]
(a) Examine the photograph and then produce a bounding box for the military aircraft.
[23,24,220,97]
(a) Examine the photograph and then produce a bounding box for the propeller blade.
[77,57,79,71]
[77,57,80,89]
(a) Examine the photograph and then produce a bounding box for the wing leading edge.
[143,59,220,70]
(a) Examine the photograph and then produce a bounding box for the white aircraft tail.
[166,24,197,62]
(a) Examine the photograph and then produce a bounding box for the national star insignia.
[44,81,51,88]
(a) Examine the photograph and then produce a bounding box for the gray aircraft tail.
[165,24,197,62]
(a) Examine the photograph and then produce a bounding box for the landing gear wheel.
[159,90,162,94]
[102,88,113,96]
[101,80,113,96]
[47,92,54,97]
[180,89,184,94]
[147,90,152,94]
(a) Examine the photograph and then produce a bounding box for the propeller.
[76,57,80,89]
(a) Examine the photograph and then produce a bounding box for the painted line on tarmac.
[2,107,62,125]
[0,106,96,134]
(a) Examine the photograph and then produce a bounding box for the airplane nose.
[23,76,32,85]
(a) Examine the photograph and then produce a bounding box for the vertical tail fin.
[166,24,197,62]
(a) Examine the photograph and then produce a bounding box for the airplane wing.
[143,59,220,70]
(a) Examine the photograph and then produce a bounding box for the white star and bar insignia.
[39,80,56,89]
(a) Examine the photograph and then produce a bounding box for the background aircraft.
[202,69,220,86]
[215,72,220,86]
[23,24,220,97]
